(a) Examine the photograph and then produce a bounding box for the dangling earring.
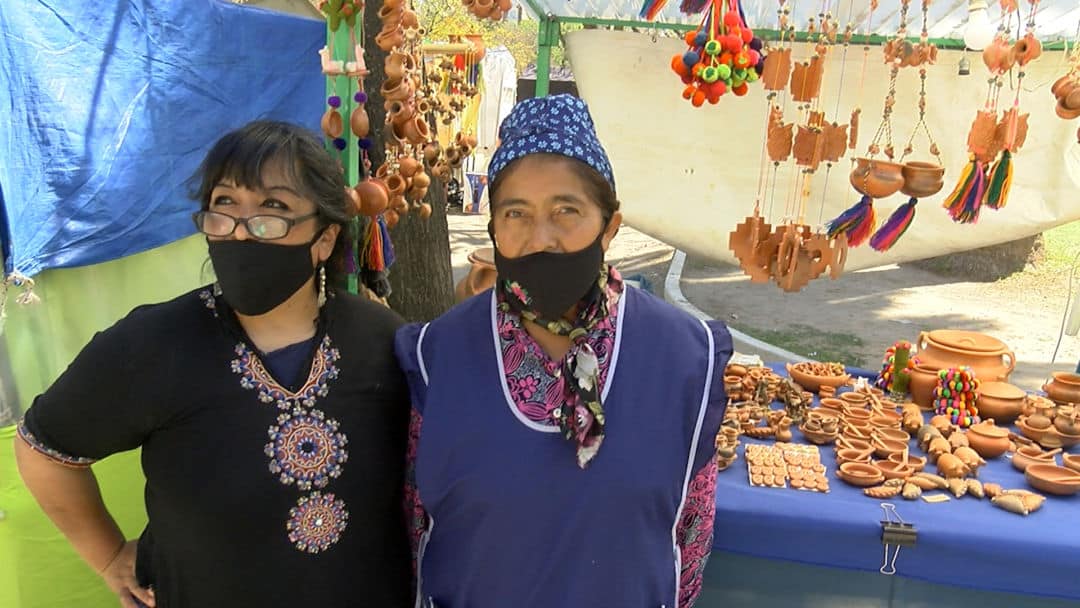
[212,282,222,297]
[317,265,327,308]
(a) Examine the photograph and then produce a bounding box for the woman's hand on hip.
[100,540,155,608]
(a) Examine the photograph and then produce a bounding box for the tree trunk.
[364,3,455,322]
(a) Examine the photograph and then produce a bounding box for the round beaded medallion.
[287,491,348,554]
[266,410,349,491]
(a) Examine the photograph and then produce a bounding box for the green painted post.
[534,17,557,98]
[324,20,362,294]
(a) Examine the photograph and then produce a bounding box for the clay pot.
[385,174,407,197]
[908,365,939,410]
[1011,445,1057,472]
[1054,409,1079,435]
[1056,99,1080,120]
[349,107,370,138]
[1042,372,1080,404]
[837,462,885,487]
[423,142,442,165]
[1052,74,1078,99]
[418,203,432,220]
[1011,35,1042,66]
[839,391,869,408]
[401,116,430,146]
[836,447,873,464]
[386,100,414,126]
[843,407,872,423]
[975,381,1025,424]
[383,208,399,228]
[1028,414,1053,431]
[397,156,422,178]
[385,52,412,79]
[965,420,1011,458]
[378,4,402,23]
[1063,86,1080,110]
[320,108,344,139]
[1024,463,1080,496]
[982,40,1010,73]
[381,77,413,102]
[836,437,872,453]
[445,146,463,168]
[375,29,404,52]
[849,158,905,199]
[353,179,389,217]
[472,0,494,17]
[410,171,431,190]
[817,398,846,417]
[400,9,419,29]
[915,330,1015,382]
[900,161,945,198]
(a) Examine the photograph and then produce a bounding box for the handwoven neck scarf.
[497,265,622,468]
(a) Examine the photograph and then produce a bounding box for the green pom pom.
[717,64,732,80]
[735,68,748,80]
[705,40,722,56]
[746,70,759,82]
[702,66,720,83]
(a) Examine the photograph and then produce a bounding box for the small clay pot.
[349,107,370,138]
[385,174,407,197]
[976,381,1025,424]
[381,77,413,102]
[402,116,430,146]
[965,420,1010,459]
[354,179,389,217]
[472,0,494,17]
[850,158,905,199]
[384,52,411,79]
[886,452,927,472]
[1056,99,1080,120]
[1011,35,1042,66]
[410,171,431,190]
[320,108,344,139]
[908,365,940,410]
[1052,74,1078,99]
[397,156,422,178]
[1043,371,1080,404]
[900,161,945,198]
[1063,453,1080,474]
[375,28,404,52]
[400,9,419,29]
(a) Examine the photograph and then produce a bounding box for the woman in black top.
[14,121,412,607]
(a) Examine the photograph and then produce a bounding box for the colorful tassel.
[364,218,385,272]
[869,197,917,252]
[942,159,987,224]
[983,150,1013,210]
[679,0,712,15]
[826,194,877,247]
[378,215,396,268]
[639,0,669,20]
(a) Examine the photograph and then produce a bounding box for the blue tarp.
[0,0,324,277]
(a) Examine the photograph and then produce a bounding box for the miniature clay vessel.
[875,427,911,443]
[839,391,869,408]
[915,330,1015,382]
[817,399,846,418]
[786,362,851,393]
[908,365,940,410]
[835,437,872,453]
[872,437,908,460]
[975,381,1026,424]
[966,420,1011,458]
[843,407,872,422]
[850,158,905,198]
[1011,445,1058,472]
[800,424,837,445]
[873,459,913,480]
[1024,463,1080,496]
[836,447,874,464]
[900,161,945,198]
[837,461,885,487]
[887,452,927,473]
[1042,372,1080,404]
[1063,453,1080,474]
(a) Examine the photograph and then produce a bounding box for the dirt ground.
[449,212,1080,393]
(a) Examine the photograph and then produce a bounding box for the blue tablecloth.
[712,365,1080,601]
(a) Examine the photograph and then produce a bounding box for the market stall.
[695,332,1079,606]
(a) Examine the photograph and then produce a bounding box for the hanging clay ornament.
[790,55,824,102]
[822,122,849,163]
[793,125,824,169]
[761,47,792,91]
[848,109,860,149]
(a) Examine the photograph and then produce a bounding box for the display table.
[706,365,1079,605]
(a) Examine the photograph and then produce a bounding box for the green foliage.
[415,0,577,71]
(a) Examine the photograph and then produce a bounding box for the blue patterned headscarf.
[487,95,615,193]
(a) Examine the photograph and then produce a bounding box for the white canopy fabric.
[524,0,1080,41]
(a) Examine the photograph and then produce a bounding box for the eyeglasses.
[192,210,319,241]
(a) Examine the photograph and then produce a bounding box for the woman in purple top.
[396,95,732,608]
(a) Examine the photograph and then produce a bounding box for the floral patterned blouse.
[403,278,719,607]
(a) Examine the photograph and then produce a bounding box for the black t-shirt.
[20,287,412,607]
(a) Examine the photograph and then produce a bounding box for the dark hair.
[189,120,352,287]
[489,153,620,222]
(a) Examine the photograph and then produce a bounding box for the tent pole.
[535,16,558,97]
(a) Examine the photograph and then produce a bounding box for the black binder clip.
[879,503,916,575]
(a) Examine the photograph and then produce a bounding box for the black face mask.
[490,222,606,321]
[208,236,320,316]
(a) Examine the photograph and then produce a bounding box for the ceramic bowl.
[1063,453,1080,474]
[799,424,838,445]
[1010,445,1058,472]
[839,392,870,408]
[836,447,874,464]
[844,407,872,423]
[835,437,872,453]
[874,427,911,443]
[817,399,846,418]
[787,363,851,393]
[873,459,913,480]
[886,452,927,472]
[837,461,885,487]
[1024,463,1080,496]
[873,437,909,460]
